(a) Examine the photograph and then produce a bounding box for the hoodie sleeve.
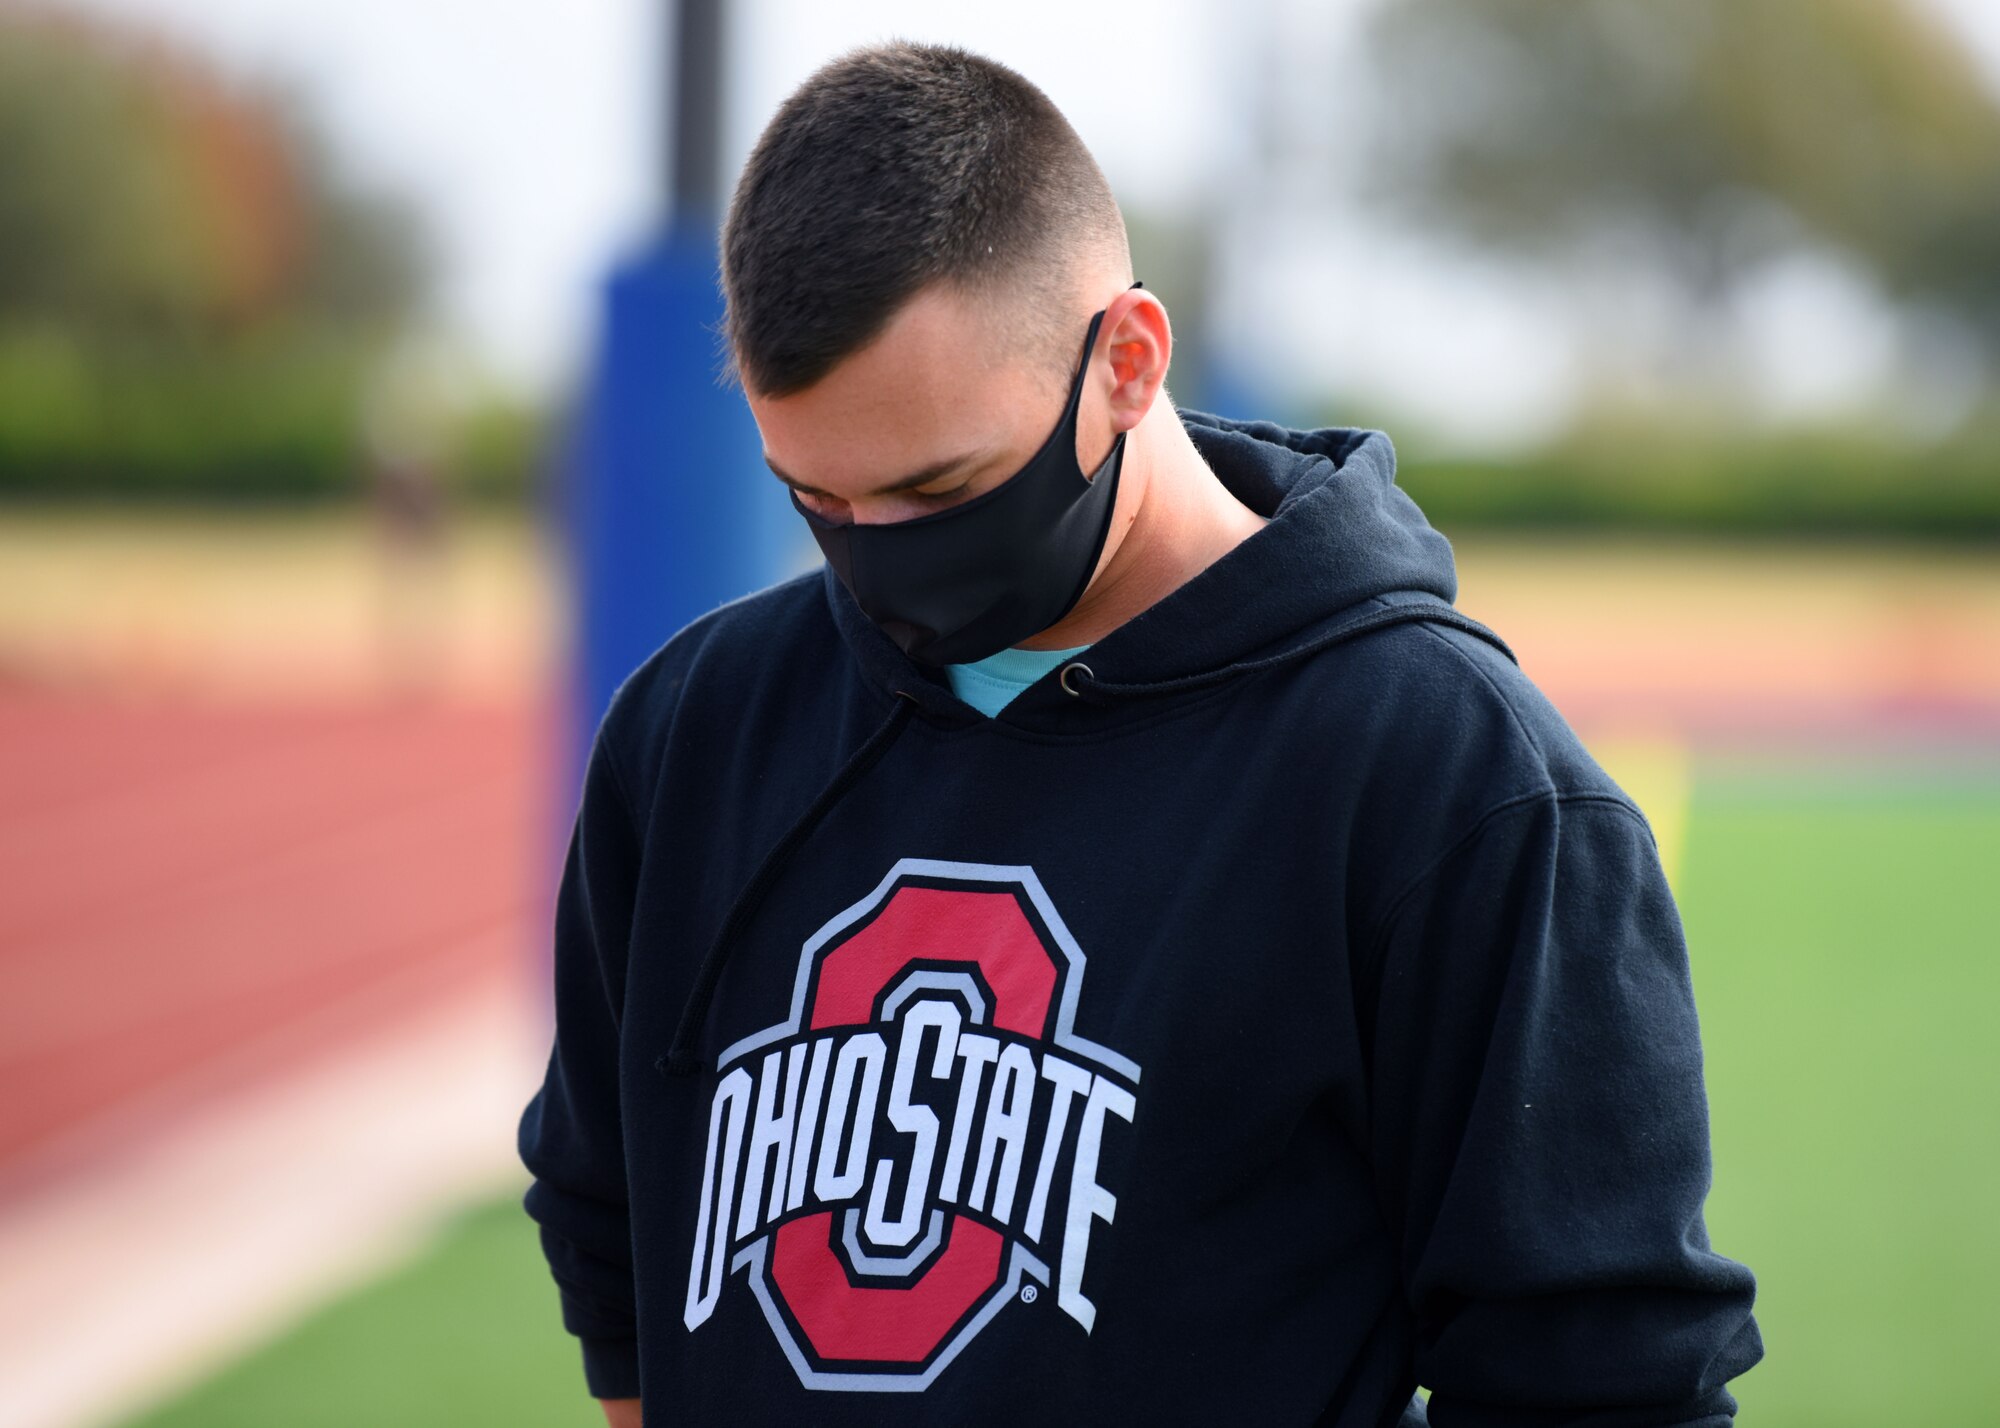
[1363,791,1762,1426]
[516,722,645,1400]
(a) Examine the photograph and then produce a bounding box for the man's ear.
[1102,289,1170,433]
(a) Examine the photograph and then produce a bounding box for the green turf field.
[1685,754,2000,1425]
[115,1193,607,1428]
[115,754,2000,1428]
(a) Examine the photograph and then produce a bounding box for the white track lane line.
[0,954,549,1428]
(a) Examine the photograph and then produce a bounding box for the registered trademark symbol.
[1019,1284,1039,1304]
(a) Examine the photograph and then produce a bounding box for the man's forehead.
[836,287,1018,387]
[748,290,1045,496]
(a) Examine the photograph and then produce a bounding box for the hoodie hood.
[824,407,1483,734]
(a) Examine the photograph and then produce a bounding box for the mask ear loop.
[1067,279,1145,482]
[1065,307,1110,421]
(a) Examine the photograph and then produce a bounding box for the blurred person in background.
[361,339,455,697]
[517,39,1761,1428]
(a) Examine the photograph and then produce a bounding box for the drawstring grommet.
[1058,661,1093,697]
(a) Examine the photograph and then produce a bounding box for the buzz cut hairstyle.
[717,39,1130,400]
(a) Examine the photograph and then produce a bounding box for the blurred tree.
[0,6,429,341]
[0,15,213,334]
[0,6,474,502]
[1360,0,2000,351]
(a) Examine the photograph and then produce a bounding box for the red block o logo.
[681,859,1141,1393]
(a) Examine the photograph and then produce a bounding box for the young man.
[517,40,1761,1427]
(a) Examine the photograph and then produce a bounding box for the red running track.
[0,686,566,1206]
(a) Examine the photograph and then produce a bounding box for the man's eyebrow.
[763,451,986,499]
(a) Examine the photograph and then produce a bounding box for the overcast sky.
[59,0,2000,439]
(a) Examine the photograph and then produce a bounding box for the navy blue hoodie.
[516,409,1763,1425]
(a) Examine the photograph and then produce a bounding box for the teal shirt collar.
[943,642,1092,717]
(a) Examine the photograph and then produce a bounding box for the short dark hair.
[719,40,1128,398]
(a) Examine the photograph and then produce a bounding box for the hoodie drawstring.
[658,601,1503,1075]
[1059,600,1516,703]
[658,689,920,1078]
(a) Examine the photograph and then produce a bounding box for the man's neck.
[1018,403,1267,651]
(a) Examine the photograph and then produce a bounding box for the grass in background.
[117,1192,606,1428]
[1398,414,2000,540]
[1685,758,2000,1426]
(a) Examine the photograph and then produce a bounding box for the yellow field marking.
[1586,730,1692,895]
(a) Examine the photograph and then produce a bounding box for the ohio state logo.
[683,858,1141,1392]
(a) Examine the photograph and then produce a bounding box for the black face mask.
[789,284,1140,666]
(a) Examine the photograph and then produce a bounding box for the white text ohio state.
[684,998,1137,1332]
